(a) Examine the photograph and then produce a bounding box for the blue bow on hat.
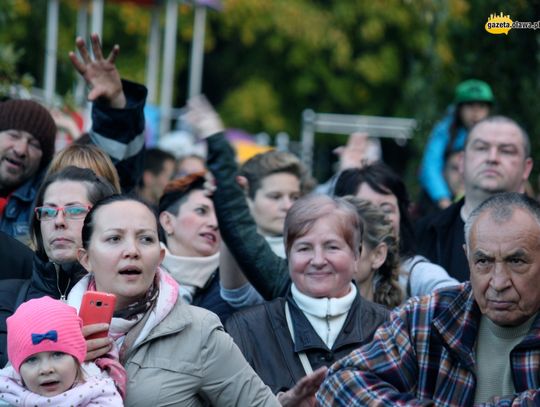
[31,330,58,345]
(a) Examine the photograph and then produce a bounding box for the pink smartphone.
[79,291,116,339]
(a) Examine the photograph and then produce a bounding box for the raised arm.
[69,33,147,193]
[185,96,290,300]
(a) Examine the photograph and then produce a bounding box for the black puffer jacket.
[191,270,236,324]
[415,198,469,282]
[225,289,389,393]
[0,231,33,280]
[0,255,87,367]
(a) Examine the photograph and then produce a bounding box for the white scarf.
[67,268,179,349]
[291,282,356,349]
[160,243,219,303]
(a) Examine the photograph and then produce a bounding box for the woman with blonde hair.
[47,143,121,193]
[344,197,402,308]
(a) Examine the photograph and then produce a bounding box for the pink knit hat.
[7,297,87,373]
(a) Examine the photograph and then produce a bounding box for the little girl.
[0,296,123,406]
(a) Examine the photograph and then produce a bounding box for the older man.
[318,192,540,406]
[416,116,533,282]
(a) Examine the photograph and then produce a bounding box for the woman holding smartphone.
[69,194,322,406]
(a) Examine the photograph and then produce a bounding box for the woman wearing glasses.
[0,166,116,367]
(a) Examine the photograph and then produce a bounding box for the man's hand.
[69,33,126,108]
[82,323,113,361]
[277,366,328,407]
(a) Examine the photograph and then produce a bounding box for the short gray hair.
[466,115,531,157]
[464,192,540,250]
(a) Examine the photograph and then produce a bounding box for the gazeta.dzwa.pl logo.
[485,12,540,34]
[485,13,513,35]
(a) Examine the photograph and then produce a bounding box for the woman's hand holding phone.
[79,291,116,361]
[82,323,113,361]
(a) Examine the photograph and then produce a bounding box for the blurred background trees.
[1,0,539,191]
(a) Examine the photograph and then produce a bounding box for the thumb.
[87,88,100,102]
[236,175,249,190]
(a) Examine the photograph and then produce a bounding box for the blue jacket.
[0,80,147,243]
[419,111,467,202]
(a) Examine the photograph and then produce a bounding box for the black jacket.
[0,231,33,280]
[225,290,389,393]
[207,133,289,300]
[415,198,469,282]
[191,270,235,324]
[0,255,87,367]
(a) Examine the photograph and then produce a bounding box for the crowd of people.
[0,33,538,406]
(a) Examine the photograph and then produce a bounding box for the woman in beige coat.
[69,195,323,406]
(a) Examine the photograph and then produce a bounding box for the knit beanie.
[7,297,86,373]
[0,99,57,168]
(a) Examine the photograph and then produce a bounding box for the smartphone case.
[79,291,116,339]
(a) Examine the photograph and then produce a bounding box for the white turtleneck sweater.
[160,243,219,304]
[291,282,357,349]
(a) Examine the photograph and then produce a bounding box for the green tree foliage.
[1,0,538,188]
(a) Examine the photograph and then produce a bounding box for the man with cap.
[0,33,146,243]
[419,79,494,212]
[416,116,533,282]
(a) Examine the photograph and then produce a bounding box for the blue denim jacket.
[0,170,44,244]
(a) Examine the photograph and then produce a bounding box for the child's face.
[19,351,79,396]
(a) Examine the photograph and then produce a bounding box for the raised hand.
[69,33,126,108]
[185,95,225,139]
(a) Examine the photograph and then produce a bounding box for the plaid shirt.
[317,283,540,406]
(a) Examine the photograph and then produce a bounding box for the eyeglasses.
[34,205,92,221]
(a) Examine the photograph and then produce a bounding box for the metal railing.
[300,109,417,175]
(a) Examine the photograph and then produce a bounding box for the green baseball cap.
[454,79,494,105]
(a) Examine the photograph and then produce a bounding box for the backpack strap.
[284,302,313,375]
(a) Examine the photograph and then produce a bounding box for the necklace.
[55,265,71,303]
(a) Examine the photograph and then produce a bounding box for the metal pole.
[146,4,161,104]
[90,0,104,38]
[188,5,207,99]
[159,0,179,136]
[301,109,316,176]
[75,0,89,106]
[44,0,59,105]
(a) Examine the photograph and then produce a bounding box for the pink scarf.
[68,268,180,399]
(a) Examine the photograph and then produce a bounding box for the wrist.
[109,92,127,109]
